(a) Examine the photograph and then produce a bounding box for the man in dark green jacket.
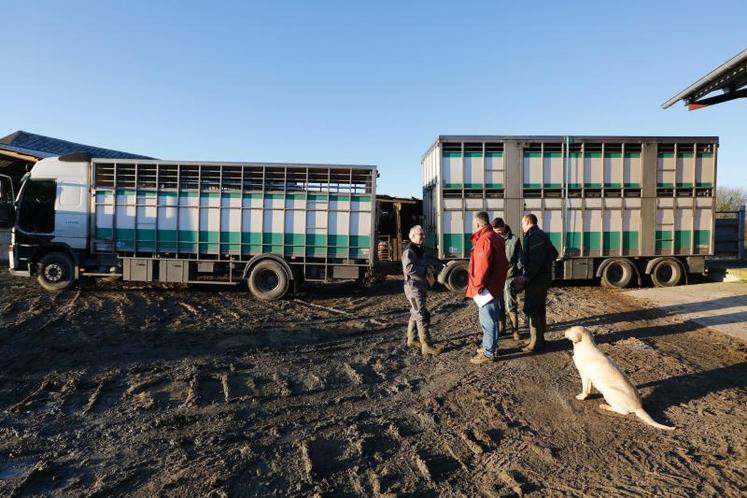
[491,218,522,340]
[519,214,557,352]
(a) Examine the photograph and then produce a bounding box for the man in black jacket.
[519,214,557,352]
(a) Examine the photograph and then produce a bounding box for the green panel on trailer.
[547,232,561,250]
[655,230,673,250]
[442,233,473,256]
[674,230,691,251]
[523,183,564,188]
[425,232,436,247]
[603,232,620,251]
[565,232,601,251]
[622,231,639,251]
[694,230,711,247]
[96,228,373,257]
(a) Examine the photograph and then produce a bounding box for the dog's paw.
[575,393,588,400]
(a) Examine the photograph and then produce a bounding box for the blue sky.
[3,1,745,196]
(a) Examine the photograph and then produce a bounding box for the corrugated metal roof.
[0,130,153,160]
[662,49,747,109]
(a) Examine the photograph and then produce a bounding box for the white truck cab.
[0,153,96,290]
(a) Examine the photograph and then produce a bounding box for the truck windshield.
[17,179,56,233]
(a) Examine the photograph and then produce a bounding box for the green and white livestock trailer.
[421,135,718,290]
[2,154,376,299]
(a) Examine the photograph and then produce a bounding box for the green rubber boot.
[406,319,421,348]
[509,312,520,341]
[522,314,546,352]
[418,324,443,356]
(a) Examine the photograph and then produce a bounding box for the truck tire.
[248,259,290,300]
[37,252,76,292]
[651,258,683,287]
[445,263,469,293]
[600,258,634,288]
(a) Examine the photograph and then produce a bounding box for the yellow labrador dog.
[565,326,674,431]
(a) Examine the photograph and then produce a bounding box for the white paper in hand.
[472,288,493,308]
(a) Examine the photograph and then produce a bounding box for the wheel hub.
[44,264,64,282]
[659,265,673,282]
[452,270,468,288]
[257,269,279,291]
[608,264,624,284]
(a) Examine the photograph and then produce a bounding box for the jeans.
[479,298,503,358]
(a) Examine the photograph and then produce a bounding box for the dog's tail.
[634,408,675,431]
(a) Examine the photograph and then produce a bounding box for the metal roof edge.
[87,158,378,170]
[662,48,747,109]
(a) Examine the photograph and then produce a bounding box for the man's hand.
[426,269,436,288]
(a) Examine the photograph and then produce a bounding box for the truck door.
[53,178,89,249]
[17,179,56,235]
[0,174,14,229]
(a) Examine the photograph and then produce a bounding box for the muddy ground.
[0,269,745,497]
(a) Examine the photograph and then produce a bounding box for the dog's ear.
[566,327,583,343]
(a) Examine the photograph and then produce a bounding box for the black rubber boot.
[499,314,508,337]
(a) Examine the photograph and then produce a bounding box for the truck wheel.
[248,260,289,300]
[600,258,634,288]
[37,252,76,292]
[445,263,469,293]
[651,258,683,287]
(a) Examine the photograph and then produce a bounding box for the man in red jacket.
[466,211,509,364]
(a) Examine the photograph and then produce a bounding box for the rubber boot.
[522,314,545,352]
[406,319,420,348]
[537,310,547,348]
[509,312,520,341]
[499,313,508,337]
[418,324,443,356]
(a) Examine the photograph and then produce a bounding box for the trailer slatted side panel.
[91,161,376,282]
[421,136,717,268]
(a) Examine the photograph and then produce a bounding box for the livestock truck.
[0,153,377,299]
[422,135,718,291]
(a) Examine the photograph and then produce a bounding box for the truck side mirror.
[0,174,16,229]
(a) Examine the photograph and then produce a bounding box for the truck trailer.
[0,153,377,300]
[422,135,718,291]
